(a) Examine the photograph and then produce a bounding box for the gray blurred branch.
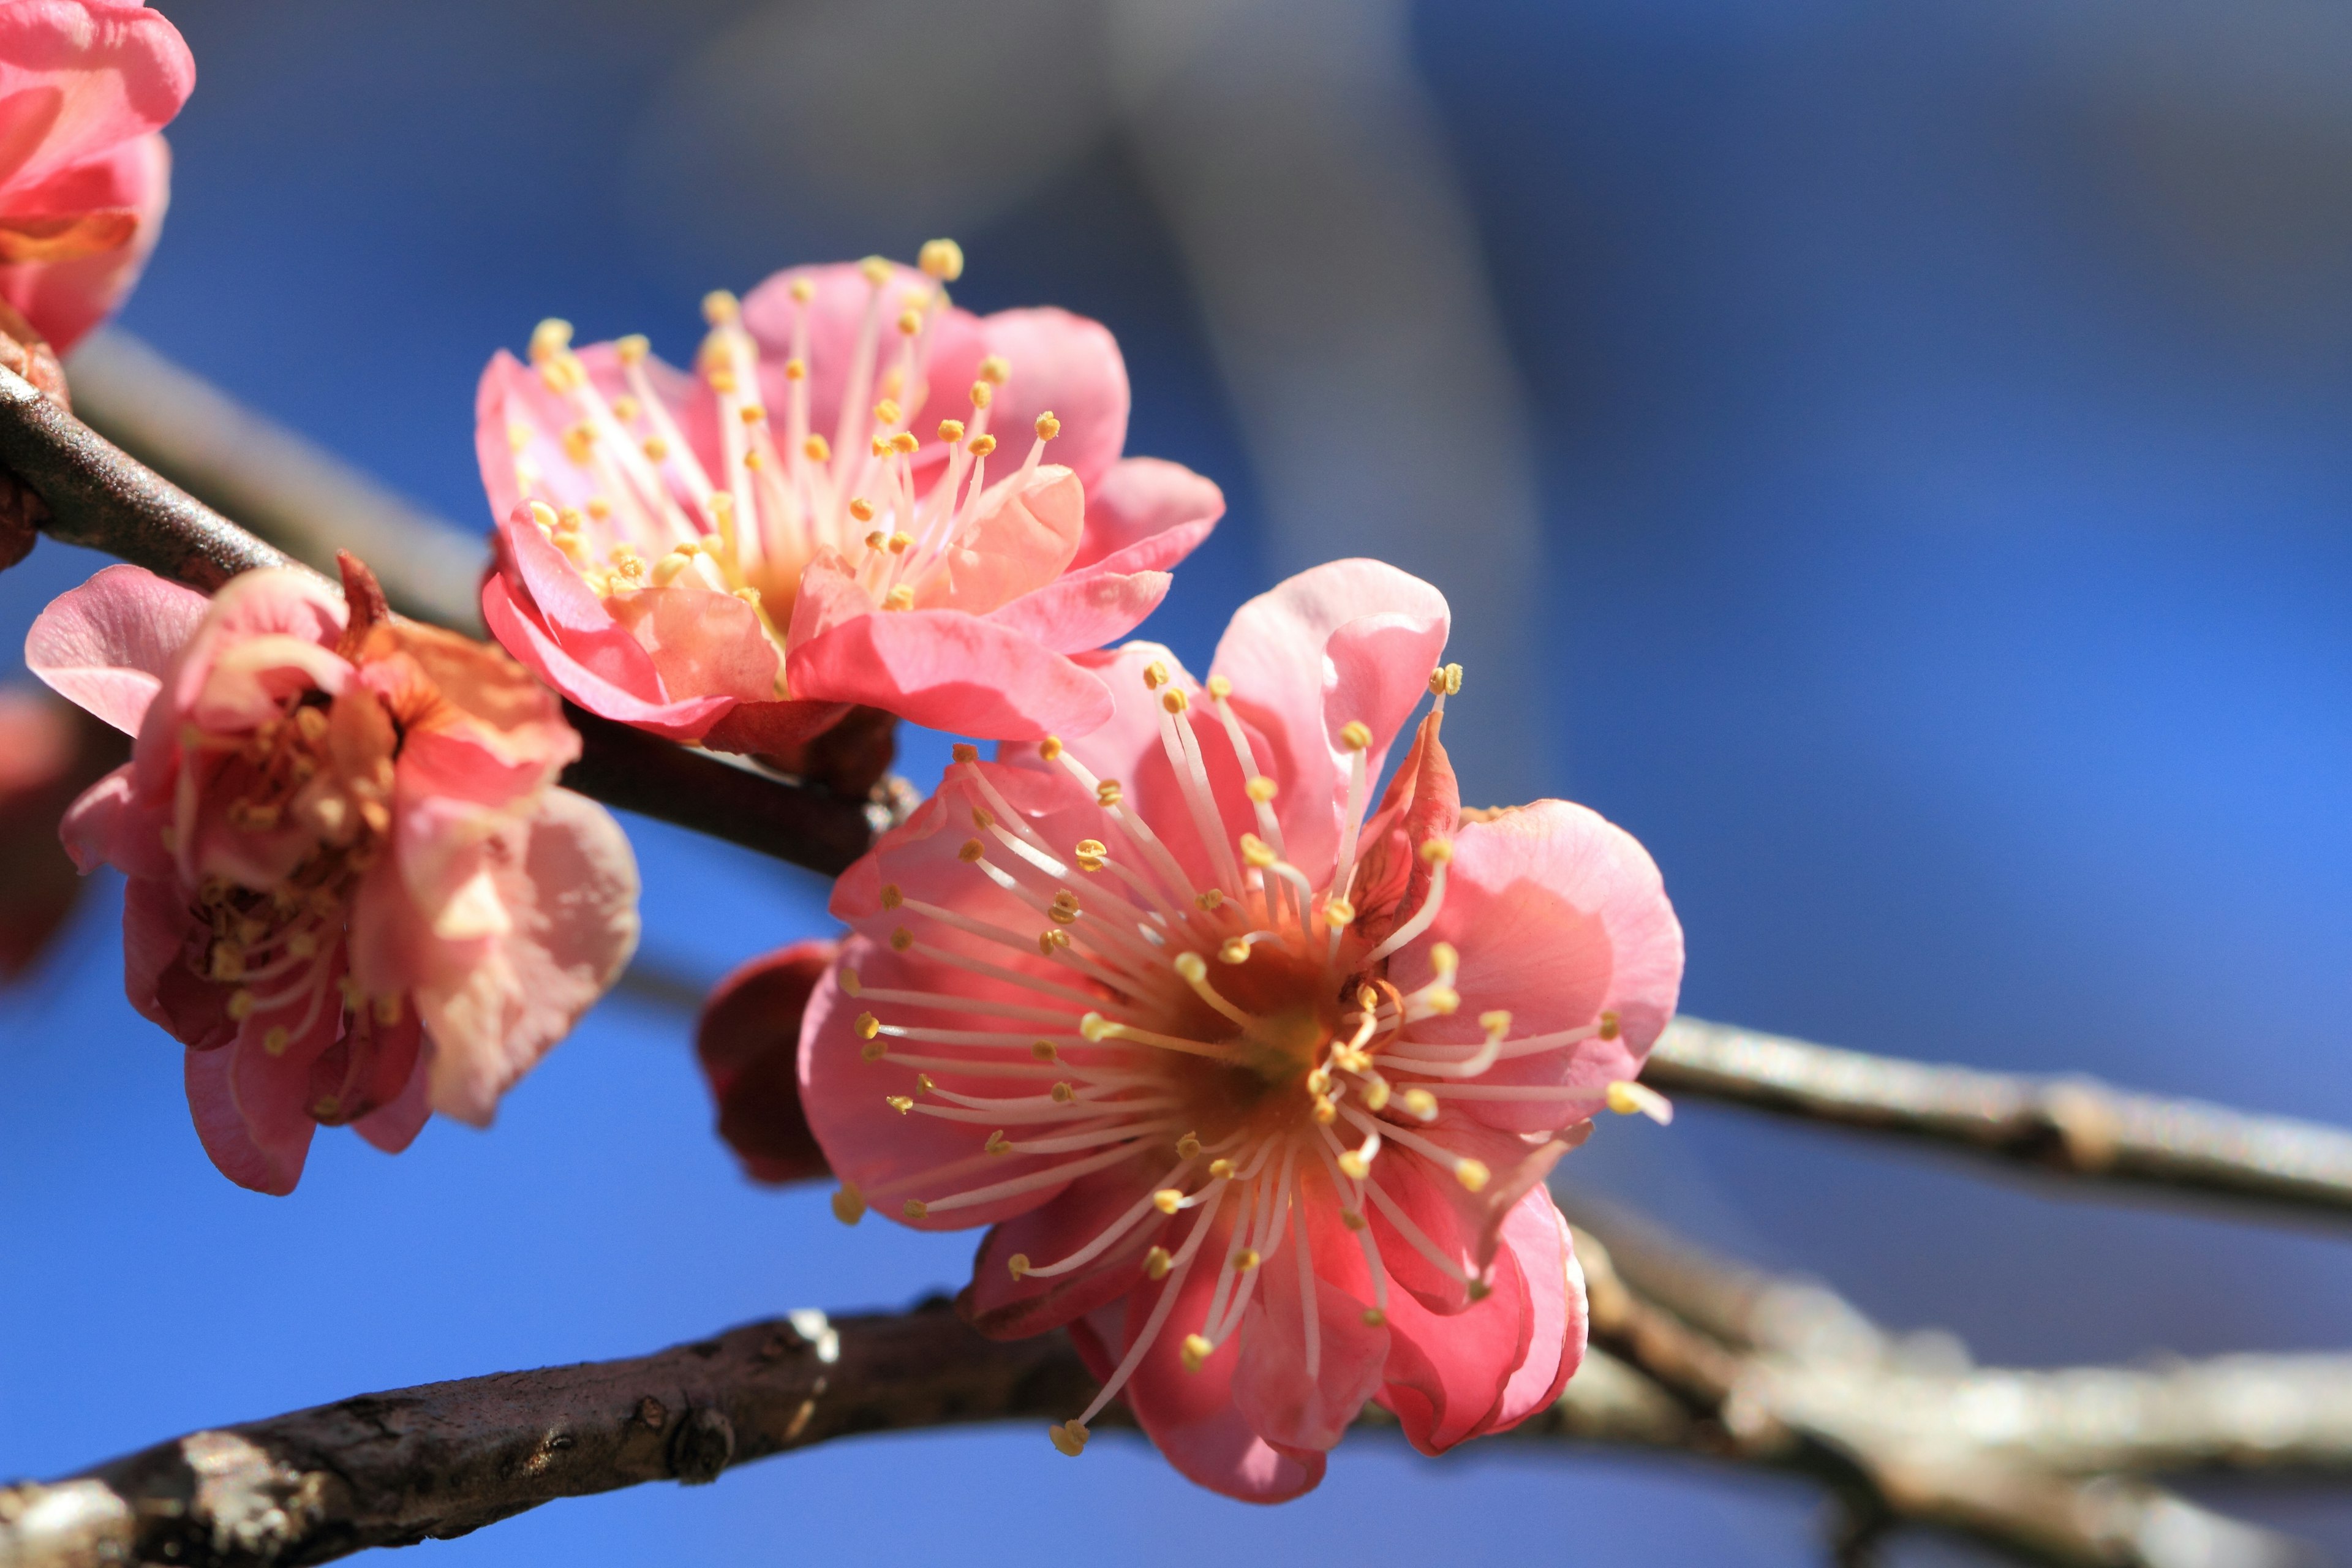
[0,1213,2327,1568]
[1651,1018,2352,1226]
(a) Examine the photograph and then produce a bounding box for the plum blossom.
[475,243,1223,767]
[794,560,1684,1500]
[0,1,194,353]
[26,554,640,1194]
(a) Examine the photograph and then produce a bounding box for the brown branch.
[0,360,873,879]
[2,1215,2331,1568]
[1650,1018,2352,1226]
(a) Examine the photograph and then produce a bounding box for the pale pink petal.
[778,548,873,653]
[407,789,639,1125]
[0,127,167,351]
[492,511,669,696]
[481,574,736,740]
[1482,1191,1586,1436]
[603,584,778,704]
[1068,457,1223,575]
[786,603,1114,740]
[1209,560,1451,883]
[57,758,159,875]
[741,260,970,450]
[24,561,206,732]
[984,567,1170,657]
[946,307,1129,492]
[914,466,1084,617]
[1390,800,1684,1133]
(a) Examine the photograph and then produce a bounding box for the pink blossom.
[26,555,640,1194]
[795,560,1685,1500]
[0,1,194,352]
[475,246,1223,765]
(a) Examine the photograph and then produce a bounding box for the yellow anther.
[1195,889,1224,911]
[861,1037,887,1063]
[1218,938,1251,965]
[864,530,889,552]
[1008,1252,1031,1279]
[1400,1088,1439,1121]
[1420,837,1454,865]
[1142,662,1169,690]
[889,431,919,454]
[701,289,739,325]
[1341,1210,1368,1232]
[1050,1081,1076,1104]
[1180,1334,1213,1372]
[507,421,531,454]
[1453,1158,1491,1192]
[831,1184,866,1225]
[889,926,914,952]
[1607,1080,1675,1125]
[1323,897,1357,927]
[1480,1009,1512,1036]
[560,423,595,464]
[860,255,892,285]
[968,432,997,457]
[1173,952,1208,983]
[587,496,613,520]
[937,418,965,445]
[803,434,830,463]
[1049,1420,1089,1457]
[1031,1039,1058,1061]
[262,1026,291,1057]
[884,586,916,612]
[846,497,876,526]
[707,368,739,395]
[980,355,1011,384]
[784,356,809,383]
[1245,775,1277,804]
[1419,986,1460,1015]
[903,1199,929,1219]
[1144,1245,1174,1279]
[225,989,255,1021]
[970,805,996,831]
[1208,1158,1235,1180]
[1599,1009,1622,1041]
[888,531,913,554]
[959,838,986,863]
[651,551,693,587]
[1095,780,1123,807]
[1306,1068,1332,1096]
[1440,662,1464,695]
[1206,674,1232,700]
[874,398,904,427]
[1232,1248,1261,1272]
[1160,688,1188,714]
[791,277,817,304]
[1340,720,1374,752]
[985,1130,1012,1157]
[872,437,893,459]
[840,967,862,998]
[1362,1308,1387,1328]
[1312,1096,1338,1125]
[1337,1148,1370,1181]
[1034,411,1060,440]
[854,1012,881,1041]
[1430,941,1459,975]
[880,884,904,909]
[529,318,574,362]
[739,404,766,424]
[616,333,650,366]
[1466,1278,1493,1302]
[1039,736,1063,761]
[1074,839,1107,873]
[374,993,402,1026]
[896,308,924,336]
[1153,1189,1184,1215]
[642,435,670,462]
[1238,833,1275,869]
[918,237,965,280]
[1362,1079,1393,1113]
[1039,929,1072,954]
[529,499,560,530]
[1175,1132,1202,1158]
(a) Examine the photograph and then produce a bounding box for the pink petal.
[741,260,975,453]
[1389,799,1684,1133]
[1481,1191,1586,1436]
[939,307,1130,492]
[1374,1233,1533,1455]
[786,603,1114,740]
[58,758,160,875]
[0,2,193,188]
[353,1058,432,1155]
[1209,560,1451,884]
[798,933,1096,1232]
[962,1164,1167,1340]
[24,561,206,733]
[492,511,670,696]
[481,573,736,741]
[697,939,838,1185]
[602,583,779,704]
[0,127,168,351]
[984,567,1171,657]
[1068,457,1224,575]
[1232,1201,1391,1455]
[915,466,1085,618]
[1074,1215,1326,1503]
[184,1038,315,1197]
[698,696,851,761]
[121,870,227,1047]
[405,789,641,1125]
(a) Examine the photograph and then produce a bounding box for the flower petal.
[24,560,206,732]
[787,603,1114,740]
[914,466,1085,617]
[984,567,1171,657]
[962,1163,1166,1340]
[0,2,193,189]
[698,939,838,1185]
[1068,457,1223,575]
[481,573,736,740]
[0,128,170,350]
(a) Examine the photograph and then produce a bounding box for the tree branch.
[0,360,873,879]
[1651,1019,2352,1226]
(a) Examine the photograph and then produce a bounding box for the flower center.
[505,242,1063,687]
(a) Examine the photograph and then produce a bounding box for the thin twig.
[1651,1019,2352,1225]
[0,361,873,878]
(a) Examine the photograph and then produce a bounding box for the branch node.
[669,1408,734,1487]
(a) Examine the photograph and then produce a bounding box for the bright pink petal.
[1390,799,1684,1133]
[1482,1191,1586,1436]
[0,2,192,188]
[1069,457,1223,575]
[915,466,1084,617]
[787,604,1114,740]
[1374,1232,1532,1455]
[984,567,1170,656]
[24,560,206,732]
[962,1163,1167,1340]
[492,511,670,696]
[603,583,778,704]
[1232,1200,1390,1455]
[0,127,168,350]
[481,574,736,740]
[1209,560,1450,884]
[944,307,1129,492]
